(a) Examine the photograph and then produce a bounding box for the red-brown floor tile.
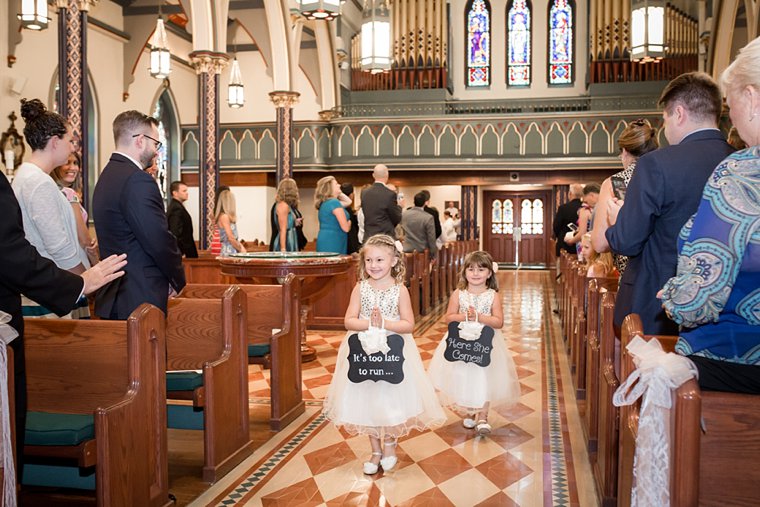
[325,483,386,506]
[488,423,534,451]
[475,453,533,489]
[416,448,472,484]
[260,477,324,506]
[433,421,477,447]
[303,441,357,475]
[395,487,456,507]
[495,401,534,422]
[474,491,521,507]
[303,373,333,389]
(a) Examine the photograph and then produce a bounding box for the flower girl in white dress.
[428,251,519,436]
[323,235,445,474]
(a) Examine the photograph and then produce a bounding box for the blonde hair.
[358,234,406,284]
[721,35,760,97]
[276,178,300,207]
[215,188,237,222]
[582,233,615,277]
[457,251,499,291]
[314,176,336,209]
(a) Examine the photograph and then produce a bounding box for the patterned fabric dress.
[428,289,520,415]
[611,162,636,275]
[323,281,445,438]
[661,148,760,364]
[219,222,240,257]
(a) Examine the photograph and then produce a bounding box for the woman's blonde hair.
[457,251,498,291]
[314,175,336,210]
[582,233,615,277]
[618,119,659,158]
[358,234,406,283]
[721,35,760,97]
[215,188,237,222]
[276,178,299,207]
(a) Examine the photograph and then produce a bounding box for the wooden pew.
[594,289,619,507]
[166,285,254,483]
[404,253,421,319]
[570,264,587,387]
[419,250,431,315]
[178,274,304,431]
[617,314,760,507]
[183,253,232,284]
[22,305,170,507]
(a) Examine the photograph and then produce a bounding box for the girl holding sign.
[323,235,445,475]
[428,251,519,436]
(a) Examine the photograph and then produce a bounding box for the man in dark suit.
[606,72,735,335]
[167,181,198,258]
[0,173,126,475]
[552,183,584,257]
[93,110,186,319]
[360,164,402,241]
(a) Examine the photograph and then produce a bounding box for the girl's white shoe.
[363,452,383,475]
[476,420,492,436]
[380,438,398,472]
[463,418,477,429]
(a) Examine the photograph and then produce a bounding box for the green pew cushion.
[166,371,204,392]
[248,344,271,357]
[25,411,95,446]
[23,463,96,490]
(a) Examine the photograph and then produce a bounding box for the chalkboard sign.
[443,321,493,367]
[347,333,405,384]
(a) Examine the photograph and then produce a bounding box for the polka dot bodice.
[359,281,400,321]
[458,289,495,316]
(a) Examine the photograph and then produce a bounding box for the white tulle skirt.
[323,332,446,438]
[428,328,520,416]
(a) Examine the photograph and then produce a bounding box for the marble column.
[189,51,229,250]
[461,185,478,240]
[56,0,95,208]
[269,91,300,183]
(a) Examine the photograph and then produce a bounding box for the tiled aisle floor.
[192,271,598,506]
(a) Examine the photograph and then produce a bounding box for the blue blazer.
[93,153,185,319]
[606,129,735,334]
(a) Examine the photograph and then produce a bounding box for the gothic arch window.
[507,0,531,86]
[466,0,491,87]
[548,0,574,85]
[153,88,180,203]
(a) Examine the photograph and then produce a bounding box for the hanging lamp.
[360,0,391,74]
[631,0,666,62]
[150,4,172,79]
[227,56,245,108]
[299,0,340,20]
[19,0,50,30]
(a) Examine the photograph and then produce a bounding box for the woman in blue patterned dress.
[315,176,351,254]
[215,188,246,256]
[659,36,760,393]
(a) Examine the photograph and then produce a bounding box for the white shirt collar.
[114,151,144,171]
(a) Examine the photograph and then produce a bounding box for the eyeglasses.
[132,133,162,150]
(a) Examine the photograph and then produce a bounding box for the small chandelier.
[227,57,245,108]
[298,0,340,20]
[19,0,50,30]
[360,0,391,74]
[150,17,172,79]
[631,0,666,63]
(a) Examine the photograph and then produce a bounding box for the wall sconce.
[1,112,25,178]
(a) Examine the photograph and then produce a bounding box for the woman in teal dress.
[315,176,351,254]
[271,177,300,252]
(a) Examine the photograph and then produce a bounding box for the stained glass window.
[492,199,513,234]
[152,99,169,202]
[507,0,531,86]
[466,0,490,87]
[520,198,544,234]
[548,0,573,85]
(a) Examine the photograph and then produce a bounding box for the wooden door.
[484,191,551,266]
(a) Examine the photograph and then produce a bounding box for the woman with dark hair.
[591,118,659,274]
[12,98,90,318]
[52,151,98,266]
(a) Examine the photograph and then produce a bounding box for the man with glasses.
[92,110,185,319]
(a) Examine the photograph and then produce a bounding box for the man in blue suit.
[93,110,185,319]
[606,72,735,335]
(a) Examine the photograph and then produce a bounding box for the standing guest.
[591,119,659,276]
[605,72,735,334]
[166,181,198,258]
[215,188,246,256]
[565,183,600,247]
[420,190,442,240]
[727,126,748,150]
[51,151,99,266]
[316,175,351,254]
[270,177,301,252]
[360,164,402,241]
[552,184,583,259]
[341,182,361,254]
[659,36,760,393]
[93,110,186,319]
[12,99,91,318]
[441,210,458,243]
[401,192,438,259]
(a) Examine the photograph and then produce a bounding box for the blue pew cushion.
[166,371,204,392]
[248,344,271,357]
[25,411,95,446]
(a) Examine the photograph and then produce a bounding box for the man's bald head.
[372,164,389,183]
[569,184,584,199]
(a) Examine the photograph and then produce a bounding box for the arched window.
[507,0,531,86]
[153,88,180,203]
[548,0,573,85]
[491,199,513,234]
[466,0,491,87]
